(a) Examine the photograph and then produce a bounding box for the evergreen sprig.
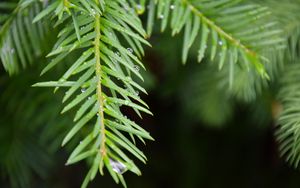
[0,0,52,75]
[277,63,300,168]
[147,0,284,86]
[32,0,153,187]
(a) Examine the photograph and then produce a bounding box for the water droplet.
[159,14,164,19]
[123,5,129,11]
[127,48,133,54]
[88,96,91,100]
[125,76,132,81]
[80,141,82,144]
[10,49,15,54]
[109,159,126,174]
[218,41,223,46]
[170,5,175,10]
[91,9,96,16]
[81,88,86,93]
[136,4,142,10]
[124,100,129,105]
[134,65,140,72]
[135,91,139,96]
[59,78,66,82]
[115,51,120,57]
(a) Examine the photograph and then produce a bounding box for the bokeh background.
[1,5,300,188]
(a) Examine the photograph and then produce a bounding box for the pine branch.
[32,0,153,187]
[0,0,52,75]
[147,0,284,84]
[276,63,300,168]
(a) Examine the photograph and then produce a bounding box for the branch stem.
[94,14,106,157]
[182,0,256,57]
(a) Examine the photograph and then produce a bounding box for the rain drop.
[136,4,142,11]
[109,159,127,174]
[125,76,132,81]
[218,41,223,46]
[159,14,164,19]
[81,88,86,93]
[170,5,175,10]
[123,5,129,11]
[127,48,133,54]
[134,65,140,72]
[91,9,96,16]
[124,100,129,105]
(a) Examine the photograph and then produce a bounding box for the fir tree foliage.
[32,0,153,187]
[0,0,51,75]
[277,64,300,168]
[147,0,284,81]
[1,0,300,187]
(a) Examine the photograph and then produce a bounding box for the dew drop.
[88,96,91,100]
[10,48,15,54]
[81,88,86,93]
[127,48,133,54]
[170,5,175,10]
[115,51,120,57]
[91,9,96,15]
[124,100,129,105]
[218,41,223,46]
[159,14,164,19]
[136,4,142,11]
[123,5,129,11]
[135,91,139,96]
[109,159,127,174]
[125,76,132,81]
[134,65,140,72]
[59,78,66,82]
